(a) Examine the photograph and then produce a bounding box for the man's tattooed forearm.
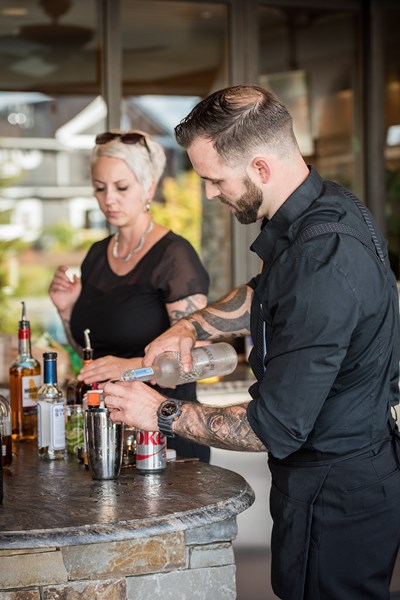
[211,285,248,313]
[191,322,213,340]
[177,403,266,452]
[186,285,252,339]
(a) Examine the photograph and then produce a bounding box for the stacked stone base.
[0,518,238,599]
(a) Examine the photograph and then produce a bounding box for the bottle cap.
[86,390,101,407]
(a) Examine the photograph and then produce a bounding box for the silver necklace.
[113,220,154,263]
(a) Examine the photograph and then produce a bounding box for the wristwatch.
[157,398,183,438]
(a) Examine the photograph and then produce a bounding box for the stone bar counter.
[0,441,254,599]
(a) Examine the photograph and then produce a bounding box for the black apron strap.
[293,222,377,255]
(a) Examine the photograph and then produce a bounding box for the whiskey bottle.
[37,352,66,460]
[75,328,97,405]
[121,342,238,387]
[9,301,41,441]
[0,394,12,466]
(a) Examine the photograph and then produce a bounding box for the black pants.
[269,435,400,600]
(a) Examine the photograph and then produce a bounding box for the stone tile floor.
[235,547,275,600]
[234,547,400,600]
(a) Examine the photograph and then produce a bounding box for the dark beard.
[219,175,263,225]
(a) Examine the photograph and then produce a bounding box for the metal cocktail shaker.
[85,408,124,480]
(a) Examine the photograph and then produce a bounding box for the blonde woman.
[49,130,210,461]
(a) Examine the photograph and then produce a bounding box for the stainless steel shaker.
[84,408,124,480]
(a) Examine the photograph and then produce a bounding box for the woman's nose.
[104,189,117,204]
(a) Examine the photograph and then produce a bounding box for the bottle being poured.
[121,342,238,387]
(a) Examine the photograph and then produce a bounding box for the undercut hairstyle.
[174,85,298,164]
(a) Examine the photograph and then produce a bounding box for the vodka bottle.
[122,342,238,387]
[0,394,12,466]
[9,301,41,441]
[37,352,66,460]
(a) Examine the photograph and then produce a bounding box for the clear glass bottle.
[0,395,12,466]
[9,301,41,441]
[37,352,66,460]
[121,342,238,387]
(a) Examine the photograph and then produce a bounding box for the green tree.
[152,171,203,252]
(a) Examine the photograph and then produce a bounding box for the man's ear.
[250,156,270,184]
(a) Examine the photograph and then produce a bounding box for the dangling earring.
[145,202,151,212]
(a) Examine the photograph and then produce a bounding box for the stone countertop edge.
[0,479,255,551]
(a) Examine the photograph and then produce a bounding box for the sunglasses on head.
[95,131,150,154]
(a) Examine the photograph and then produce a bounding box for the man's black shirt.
[246,167,400,459]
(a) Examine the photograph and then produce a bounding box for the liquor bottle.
[74,328,97,405]
[9,301,41,441]
[37,352,66,460]
[121,342,238,387]
[0,395,12,466]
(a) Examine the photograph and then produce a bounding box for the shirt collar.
[250,165,323,261]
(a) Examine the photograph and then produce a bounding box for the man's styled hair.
[175,85,298,164]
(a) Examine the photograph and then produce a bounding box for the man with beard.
[104,85,400,600]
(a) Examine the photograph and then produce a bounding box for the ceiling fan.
[17,0,93,48]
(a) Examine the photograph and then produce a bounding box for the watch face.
[161,401,178,417]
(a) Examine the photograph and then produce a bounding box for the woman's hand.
[78,355,144,385]
[48,265,82,319]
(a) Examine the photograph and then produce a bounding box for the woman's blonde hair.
[91,130,166,196]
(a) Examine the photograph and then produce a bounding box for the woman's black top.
[70,231,209,360]
[70,231,211,461]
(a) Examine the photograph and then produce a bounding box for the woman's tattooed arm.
[175,401,266,452]
[166,293,208,324]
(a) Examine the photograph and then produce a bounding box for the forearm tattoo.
[168,294,207,324]
[177,402,266,452]
[187,285,252,340]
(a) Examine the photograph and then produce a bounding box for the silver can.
[136,429,166,473]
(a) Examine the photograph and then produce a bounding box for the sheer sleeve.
[151,234,209,303]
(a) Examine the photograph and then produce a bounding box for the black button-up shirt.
[246,167,400,459]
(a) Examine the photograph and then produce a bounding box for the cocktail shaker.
[85,408,124,480]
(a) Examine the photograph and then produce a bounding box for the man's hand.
[143,319,197,373]
[103,380,164,430]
